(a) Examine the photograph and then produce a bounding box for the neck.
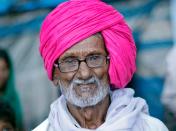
[67,94,110,129]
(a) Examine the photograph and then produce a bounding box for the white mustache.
[73,77,96,85]
[59,75,109,108]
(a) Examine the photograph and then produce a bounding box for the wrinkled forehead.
[59,33,108,59]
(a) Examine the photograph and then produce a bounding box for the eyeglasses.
[54,54,110,73]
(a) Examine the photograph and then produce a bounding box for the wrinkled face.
[0,58,9,90]
[53,34,110,107]
[0,120,14,131]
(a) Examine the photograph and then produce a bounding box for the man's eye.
[89,55,100,61]
[64,59,77,64]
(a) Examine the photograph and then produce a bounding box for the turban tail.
[40,0,136,88]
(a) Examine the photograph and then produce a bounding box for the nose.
[76,61,92,80]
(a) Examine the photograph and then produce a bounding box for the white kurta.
[33,88,168,131]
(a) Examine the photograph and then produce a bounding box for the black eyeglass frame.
[54,55,110,73]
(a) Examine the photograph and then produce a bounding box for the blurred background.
[0,0,175,130]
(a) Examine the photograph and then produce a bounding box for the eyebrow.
[59,50,107,61]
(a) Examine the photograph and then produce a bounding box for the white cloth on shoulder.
[33,88,168,131]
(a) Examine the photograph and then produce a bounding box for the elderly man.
[34,0,168,130]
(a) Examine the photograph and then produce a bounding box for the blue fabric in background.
[0,15,45,37]
[0,0,16,13]
[0,0,66,14]
[133,75,164,120]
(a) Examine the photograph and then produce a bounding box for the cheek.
[53,68,75,87]
[92,65,109,83]
[59,72,76,86]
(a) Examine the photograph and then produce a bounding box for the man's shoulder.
[32,119,51,131]
[139,113,168,131]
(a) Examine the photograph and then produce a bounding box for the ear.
[52,67,60,86]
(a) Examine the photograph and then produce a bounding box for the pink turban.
[39,0,136,88]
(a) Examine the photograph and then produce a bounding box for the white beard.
[59,76,109,108]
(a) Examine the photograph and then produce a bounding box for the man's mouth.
[75,83,97,97]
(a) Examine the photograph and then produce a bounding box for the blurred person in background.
[162,46,176,131]
[162,0,176,130]
[33,0,168,130]
[0,100,17,131]
[0,49,23,130]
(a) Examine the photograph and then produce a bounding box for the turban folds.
[39,0,136,88]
